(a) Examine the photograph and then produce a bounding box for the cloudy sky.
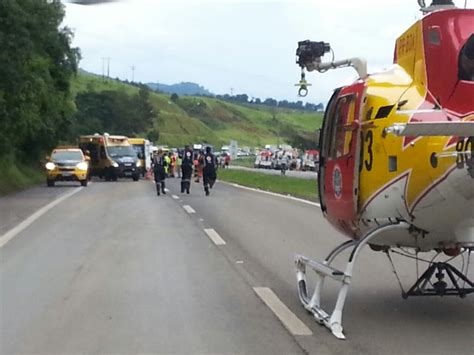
[62,0,471,103]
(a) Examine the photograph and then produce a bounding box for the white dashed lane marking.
[204,228,226,246]
[183,205,196,214]
[253,287,312,336]
[0,187,83,249]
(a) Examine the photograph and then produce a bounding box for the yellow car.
[45,147,89,187]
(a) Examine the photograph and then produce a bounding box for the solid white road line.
[172,195,179,200]
[204,228,226,246]
[253,287,313,336]
[183,205,196,214]
[221,182,320,207]
[0,187,83,249]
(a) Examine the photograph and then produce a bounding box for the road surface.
[1,178,473,354]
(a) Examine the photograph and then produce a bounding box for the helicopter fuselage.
[318,9,474,252]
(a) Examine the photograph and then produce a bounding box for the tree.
[0,0,80,160]
[263,98,277,107]
[72,87,157,138]
[170,93,179,102]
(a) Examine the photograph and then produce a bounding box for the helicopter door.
[320,83,364,229]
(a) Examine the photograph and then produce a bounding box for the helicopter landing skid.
[296,222,410,340]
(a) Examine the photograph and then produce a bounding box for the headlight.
[45,162,56,170]
[136,160,142,167]
[76,162,88,171]
[112,161,119,168]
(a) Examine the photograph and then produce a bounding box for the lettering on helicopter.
[363,130,374,171]
[455,136,474,169]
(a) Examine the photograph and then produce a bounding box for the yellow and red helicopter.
[294,0,474,340]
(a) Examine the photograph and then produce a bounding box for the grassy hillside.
[72,72,323,149]
[0,157,44,196]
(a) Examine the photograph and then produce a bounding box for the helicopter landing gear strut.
[295,222,410,340]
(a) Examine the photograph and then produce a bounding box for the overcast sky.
[62,0,472,103]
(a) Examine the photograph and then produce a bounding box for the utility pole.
[230,87,234,96]
[131,65,135,82]
[102,57,111,80]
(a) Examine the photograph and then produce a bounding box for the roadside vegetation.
[217,169,318,202]
[0,158,44,195]
[0,1,322,195]
[231,157,256,168]
[0,1,78,195]
[72,73,323,149]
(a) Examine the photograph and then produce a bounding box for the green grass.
[217,169,318,202]
[0,158,44,196]
[231,157,256,168]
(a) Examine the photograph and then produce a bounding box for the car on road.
[45,147,89,187]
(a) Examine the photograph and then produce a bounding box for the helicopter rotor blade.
[67,0,118,5]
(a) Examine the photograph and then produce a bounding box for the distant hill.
[146,82,213,96]
[72,72,323,149]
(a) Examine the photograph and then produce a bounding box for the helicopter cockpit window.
[329,95,356,160]
[459,34,474,82]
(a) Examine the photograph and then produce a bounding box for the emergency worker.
[153,149,167,196]
[202,146,217,196]
[181,146,193,194]
[176,154,182,178]
[170,153,176,177]
[164,153,171,177]
[194,150,204,183]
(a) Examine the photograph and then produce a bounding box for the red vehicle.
[301,149,319,171]
[254,151,273,169]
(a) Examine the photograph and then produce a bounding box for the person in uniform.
[202,146,217,196]
[181,146,194,194]
[153,149,167,196]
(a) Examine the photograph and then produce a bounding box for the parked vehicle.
[128,138,151,177]
[45,147,89,187]
[254,151,273,169]
[79,134,141,181]
[301,149,320,171]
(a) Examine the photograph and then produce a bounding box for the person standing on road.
[224,153,231,168]
[181,146,193,194]
[169,153,176,178]
[164,152,171,177]
[202,146,217,196]
[176,154,182,178]
[153,149,167,196]
[194,150,204,183]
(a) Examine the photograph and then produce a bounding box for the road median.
[217,168,318,202]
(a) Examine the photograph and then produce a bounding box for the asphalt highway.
[1,178,473,354]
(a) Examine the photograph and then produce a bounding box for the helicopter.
[294,0,474,340]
